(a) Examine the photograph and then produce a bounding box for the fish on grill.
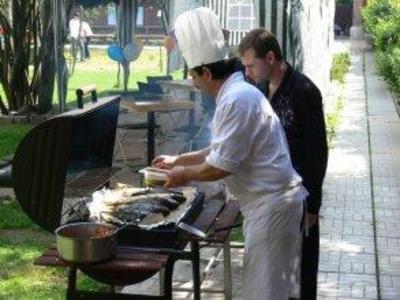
[169,193,186,203]
[109,201,171,223]
[89,186,192,225]
[103,193,185,208]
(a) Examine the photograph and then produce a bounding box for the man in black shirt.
[238,28,328,300]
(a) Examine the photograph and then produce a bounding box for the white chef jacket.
[206,71,302,201]
[205,71,307,300]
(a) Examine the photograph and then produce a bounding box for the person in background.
[238,28,328,300]
[81,20,93,60]
[69,12,85,61]
[152,7,308,300]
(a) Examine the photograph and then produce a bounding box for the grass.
[331,52,351,83]
[326,51,351,148]
[1,47,183,110]
[229,215,244,243]
[0,237,66,300]
[0,235,108,299]
[0,198,39,229]
[0,197,108,299]
[61,47,183,108]
[0,124,32,160]
[326,96,344,148]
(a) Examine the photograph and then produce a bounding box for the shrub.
[362,0,393,37]
[373,15,400,51]
[362,0,400,94]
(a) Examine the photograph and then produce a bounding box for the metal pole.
[53,0,64,113]
[271,0,277,35]
[53,0,65,114]
[282,0,288,59]
[259,0,265,28]
[8,0,12,24]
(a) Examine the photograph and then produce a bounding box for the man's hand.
[164,166,190,188]
[152,155,178,170]
[307,213,318,228]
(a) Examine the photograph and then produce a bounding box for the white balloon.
[123,42,141,62]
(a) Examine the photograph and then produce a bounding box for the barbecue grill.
[0,96,120,230]
[2,95,239,299]
[0,95,204,238]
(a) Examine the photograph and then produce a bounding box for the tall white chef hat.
[174,7,227,69]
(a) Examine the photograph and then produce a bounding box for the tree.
[0,0,41,115]
[0,0,74,115]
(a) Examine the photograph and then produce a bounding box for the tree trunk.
[38,0,55,114]
[0,96,8,115]
[0,0,42,114]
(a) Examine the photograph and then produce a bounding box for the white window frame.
[227,0,255,31]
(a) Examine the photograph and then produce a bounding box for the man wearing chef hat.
[152,7,307,299]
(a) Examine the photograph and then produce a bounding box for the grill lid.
[12,96,120,233]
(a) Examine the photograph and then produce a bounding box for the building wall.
[295,0,335,98]
[169,0,335,97]
[261,0,335,98]
[203,0,335,97]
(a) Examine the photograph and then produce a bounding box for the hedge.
[363,0,400,94]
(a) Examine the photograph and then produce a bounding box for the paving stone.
[380,288,400,300]
[318,40,400,300]
[391,276,400,288]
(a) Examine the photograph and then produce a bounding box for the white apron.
[239,185,306,300]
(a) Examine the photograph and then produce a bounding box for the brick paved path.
[318,40,400,299]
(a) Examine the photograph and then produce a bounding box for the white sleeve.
[206,99,258,173]
[85,23,93,36]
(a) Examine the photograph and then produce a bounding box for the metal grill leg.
[159,267,165,296]
[191,241,201,300]
[117,131,128,163]
[223,239,233,300]
[162,260,175,300]
[67,267,77,300]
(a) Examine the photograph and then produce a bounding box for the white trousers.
[240,187,305,300]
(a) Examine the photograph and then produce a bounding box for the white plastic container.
[139,167,168,186]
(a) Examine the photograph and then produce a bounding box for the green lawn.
[0,124,32,160]
[1,47,183,110]
[0,197,108,299]
[59,47,183,108]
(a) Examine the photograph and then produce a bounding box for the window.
[137,7,144,27]
[107,4,117,26]
[227,0,255,31]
